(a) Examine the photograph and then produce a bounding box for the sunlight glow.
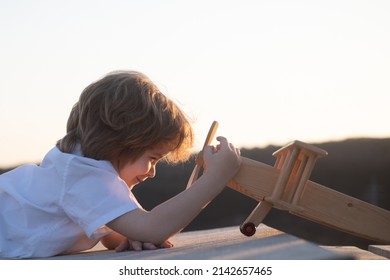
[1,0,389,167]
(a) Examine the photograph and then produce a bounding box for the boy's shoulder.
[42,146,117,176]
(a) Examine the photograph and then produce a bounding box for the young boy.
[0,71,241,258]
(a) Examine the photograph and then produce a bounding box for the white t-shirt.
[0,146,141,258]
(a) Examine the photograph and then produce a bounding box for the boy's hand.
[115,239,174,252]
[203,136,241,184]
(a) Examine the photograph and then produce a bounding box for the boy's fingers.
[216,136,235,151]
[143,242,158,250]
[160,240,174,248]
[204,145,216,156]
[216,136,238,152]
[115,239,130,252]
[229,143,241,156]
[115,239,173,252]
[131,241,143,251]
[216,136,228,146]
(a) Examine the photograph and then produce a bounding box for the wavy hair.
[57,71,194,163]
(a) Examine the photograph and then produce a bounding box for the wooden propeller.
[186,121,219,189]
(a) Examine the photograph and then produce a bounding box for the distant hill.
[1,138,389,248]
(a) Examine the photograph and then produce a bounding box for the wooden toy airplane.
[187,121,390,244]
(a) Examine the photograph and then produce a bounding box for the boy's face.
[114,144,171,189]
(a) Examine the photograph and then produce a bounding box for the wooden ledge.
[45,225,356,260]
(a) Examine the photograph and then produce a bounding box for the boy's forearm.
[107,172,227,245]
[150,172,227,235]
[100,231,127,250]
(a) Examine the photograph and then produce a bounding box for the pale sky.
[1,0,389,167]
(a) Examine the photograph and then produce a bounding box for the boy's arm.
[106,137,241,246]
[100,230,127,250]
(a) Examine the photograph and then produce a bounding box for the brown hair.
[57,71,194,163]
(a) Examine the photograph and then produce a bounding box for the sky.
[1,0,389,168]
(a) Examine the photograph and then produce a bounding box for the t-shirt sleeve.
[60,156,141,239]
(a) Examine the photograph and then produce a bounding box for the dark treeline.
[1,138,389,248]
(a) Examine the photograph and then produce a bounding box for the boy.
[0,71,241,258]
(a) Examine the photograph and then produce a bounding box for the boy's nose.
[147,165,156,178]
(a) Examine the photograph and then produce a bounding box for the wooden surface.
[322,246,388,260]
[41,225,387,260]
[368,245,390,259]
